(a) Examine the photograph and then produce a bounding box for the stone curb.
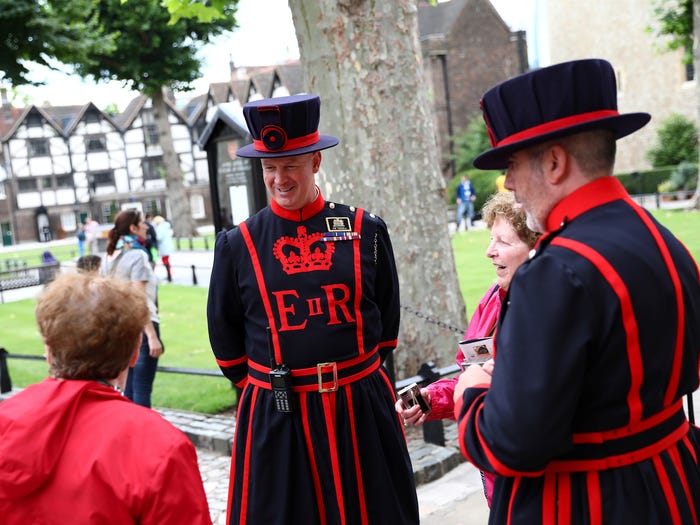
[158,408,465,486]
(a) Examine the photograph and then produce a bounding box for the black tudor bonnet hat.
[473,59,651,170]
[236,94,339,158]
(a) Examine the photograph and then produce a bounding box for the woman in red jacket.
[0,272,211,524]
[396,190,539,505]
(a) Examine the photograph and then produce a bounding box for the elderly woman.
[102,209,163,408]
[0,273,211,523]
[395,190,540,505]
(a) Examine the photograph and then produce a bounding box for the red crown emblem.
[273,226,335,274]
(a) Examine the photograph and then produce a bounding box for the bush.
[658,161,698,193]
[646,113,698,167]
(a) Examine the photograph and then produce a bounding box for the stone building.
[544,0,695,173]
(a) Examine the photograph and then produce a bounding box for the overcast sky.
[10,0,542,110]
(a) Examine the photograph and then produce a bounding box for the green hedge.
[615,165,698,194]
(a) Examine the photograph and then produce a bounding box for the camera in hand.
[398,383,431,414]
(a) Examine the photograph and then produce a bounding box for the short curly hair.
[481,191,540,248]
[36,272,149,380]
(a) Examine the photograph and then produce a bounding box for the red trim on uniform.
[627,201,686,406]
[668,443,699,524]
[653,454,682,523]
[345,385,369,524]
[682,435,698,464]
[378,339,398,349]
[216,355,247,368]
[542,473,556,525]
[253,131,320,153]
[249,347,379,377]
[271,187,325,221]
[551,237,644,424]
[352,210,365,354]
[546,177,628,232]
[323,393,347,525]
[300,395,328,525]
[586,471,602,525]
[240,222,281,362]
[227,389,246,525]
[238,386,259,525]
[496,110,619,147]
[573,399,683,444]
[508,477,521,525]
[548,422,689,472]
[558,473,571,524]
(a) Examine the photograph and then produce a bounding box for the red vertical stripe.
[627,201,686,406]
[238,386,259,525]
[542,473,557,525]
[653,454,682,523]
[668,443,699,524]
[586,471,602,525]
[352,210,365,354]
[551,238,644,425]
[239,222,281,362]
[300,394,327,525]
[322,392,347,525]
[507,477,521,525]
[345,385,369,524]
[557,473,571,524]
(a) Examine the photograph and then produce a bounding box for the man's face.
[504,148,552,233]
[261,152,321,211]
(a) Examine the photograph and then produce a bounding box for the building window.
[26,113,42,128]
[145,124,159,146]
[85,135,107,152]
[40,177,52,189]
[17,178,38,192]
[142,156,165,180]
[56,174,74,189]
[190,193,205,219]
[29,139,49,157]
[91,170,114,187]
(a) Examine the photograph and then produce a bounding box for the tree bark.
[289,0,467,377]
[151,88,198,236]
[694,0,700,208]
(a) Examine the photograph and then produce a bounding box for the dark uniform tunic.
[207,191,419,525]
[456,177,700,524]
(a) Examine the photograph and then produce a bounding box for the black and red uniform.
[207,190,419,525]
[456,177,700,523]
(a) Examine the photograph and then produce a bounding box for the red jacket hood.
[0,378,128,499]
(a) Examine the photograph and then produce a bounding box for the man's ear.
[543,144,568,185]
[312,151,322,173]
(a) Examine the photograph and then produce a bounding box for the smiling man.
[206,94,419,525]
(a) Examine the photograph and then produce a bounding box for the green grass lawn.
[2,209,698,414]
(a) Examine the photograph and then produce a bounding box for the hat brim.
[235,135,339,159]
[473,113,651,170]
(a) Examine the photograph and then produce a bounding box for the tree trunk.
[289,0,467,377]
[151,89,198,237]
[694,0,700,209]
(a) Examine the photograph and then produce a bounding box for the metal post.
[417,361,446,446]
[0,347,12,393]
[191,265,198,286]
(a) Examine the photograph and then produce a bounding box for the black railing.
[0,351,459,447]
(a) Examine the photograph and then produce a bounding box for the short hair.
[76,255,102,273]
[481,191,540,248]
[36,273,149,380]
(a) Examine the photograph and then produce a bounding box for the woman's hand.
[395,388,432,426]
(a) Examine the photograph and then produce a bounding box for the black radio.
[267,327,294,413]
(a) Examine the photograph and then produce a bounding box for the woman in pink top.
[396,190,539,505]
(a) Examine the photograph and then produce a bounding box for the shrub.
[646,113,698,167]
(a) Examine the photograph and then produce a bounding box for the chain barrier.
[400,304,465,336]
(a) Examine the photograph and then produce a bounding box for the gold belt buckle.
[317,362,338,393]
